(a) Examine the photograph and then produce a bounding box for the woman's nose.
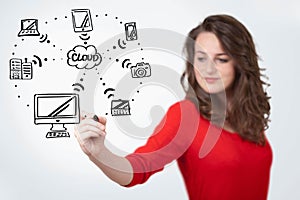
[205,59,217,74]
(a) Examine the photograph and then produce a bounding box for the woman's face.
[193,32,235,94]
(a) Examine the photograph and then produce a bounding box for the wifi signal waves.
[104,88,115,99]
[122,59,132,68]
[39,34,48,43]
[79,33,90,41]
[118,39,127,49]
[32,55,42,67]
[72,83,85,92]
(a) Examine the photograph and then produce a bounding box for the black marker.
[93,115,99,122]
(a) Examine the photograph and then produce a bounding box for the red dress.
[125,100,272,200]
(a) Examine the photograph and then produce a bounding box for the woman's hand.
[74,111,107,158]
[74,111,133,186]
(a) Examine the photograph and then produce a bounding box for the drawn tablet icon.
[111,99,131,116]
[71,9,93,33]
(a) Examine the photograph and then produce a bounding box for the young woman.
[75,14,272,200]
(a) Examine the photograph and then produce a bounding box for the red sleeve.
[124,100,199,187]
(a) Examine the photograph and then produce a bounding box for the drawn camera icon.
[130,62,151,78]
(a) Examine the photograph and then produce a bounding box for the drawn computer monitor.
[34,93,80,138]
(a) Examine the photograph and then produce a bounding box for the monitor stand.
[46,124,70,138]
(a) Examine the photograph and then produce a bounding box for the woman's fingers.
[80,111,106,126]
[75,112,108,157]
[78,123,105,136]
[80,118,105,129]
[75,117,106,140]
[76,111,107,142]
[98,116,107,125]
[80,111,94,121]
[80,130,106,141]
[75,124,106,146]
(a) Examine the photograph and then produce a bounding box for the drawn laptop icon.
[18,19,40,37]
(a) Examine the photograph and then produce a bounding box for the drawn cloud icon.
[67,45,102,69]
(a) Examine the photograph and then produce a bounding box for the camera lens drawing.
[130,62,151,78]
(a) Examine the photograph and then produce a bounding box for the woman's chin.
[202,86,225,94]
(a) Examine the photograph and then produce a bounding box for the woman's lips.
[204,77,219,83]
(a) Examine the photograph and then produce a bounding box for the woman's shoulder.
[165,100,201,128]
[169,99,199,113]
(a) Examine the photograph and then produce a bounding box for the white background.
[0,0,299,199]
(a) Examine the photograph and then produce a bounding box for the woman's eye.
[217,58,229,63]
[197,57,207,62]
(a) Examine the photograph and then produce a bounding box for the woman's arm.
[88,145,133,186]
[74,112,133,186]
[75,101,199,187]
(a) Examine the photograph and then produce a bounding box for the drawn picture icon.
[18,19,40,37]
[71,9,93,33]
[9,58,33,80]
[34,93,80,138]
[111,99,131,116]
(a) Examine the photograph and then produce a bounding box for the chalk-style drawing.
[72,83,85,92]
[18,19,40,37]
[122,58,132,68]
[32,55,42,67]
[124,22,137,41]
[71,9,93,33]
[9,58,33,80]
[104,88,115,99]
[130,62,151,78]
[118,38,127,49]
[67,45,102,69]
[34,93,80,138]
[111,99,131,116]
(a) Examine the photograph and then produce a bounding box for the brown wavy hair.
[181,14,271,145]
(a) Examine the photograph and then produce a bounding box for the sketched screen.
[37,96,76,117]
[71,9,93,32]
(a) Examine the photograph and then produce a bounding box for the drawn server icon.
[21,62,32,79]
[111,99,131,116]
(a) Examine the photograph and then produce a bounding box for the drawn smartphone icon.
[125,22,138,41]
[71,9,93,32]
